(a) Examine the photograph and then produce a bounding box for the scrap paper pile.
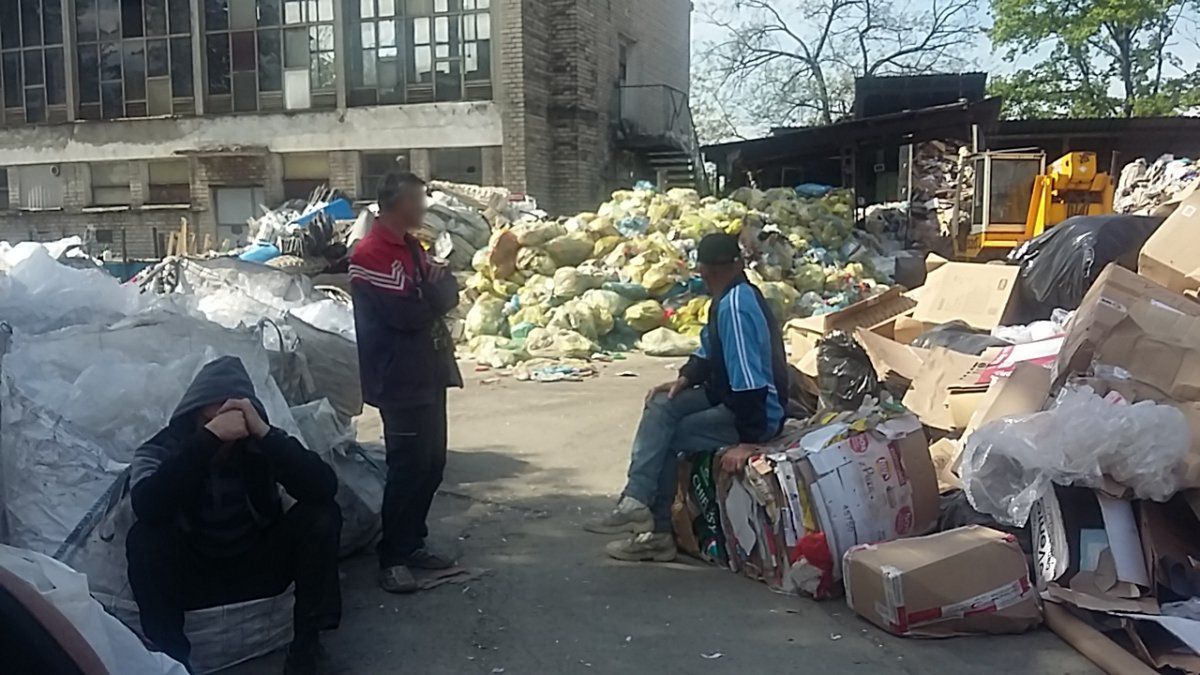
[674,188,1200,670]
[1116,155,1200,216]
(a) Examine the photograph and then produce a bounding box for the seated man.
[126,356,342,674]
[585,233,789,562]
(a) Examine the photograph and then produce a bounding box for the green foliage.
[989,0,1199,118]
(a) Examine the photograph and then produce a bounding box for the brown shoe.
[401,548,455,570]
[379,565,417,593]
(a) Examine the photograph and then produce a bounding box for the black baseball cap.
[696,233,742,265]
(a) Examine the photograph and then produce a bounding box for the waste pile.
[1116,154,1200,215]
[456,185,896,375]
[237,187,357,275]
[910,140,969,255]
[0,240,384,673]
[676,190,1200,671]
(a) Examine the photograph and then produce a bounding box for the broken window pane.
[362,51,377,85]
[170,36,192,96]
[314,24,333,50]
[207,34,231,94]
[122,0,144,38]
[78,46,100,103]
[45,48,65,104]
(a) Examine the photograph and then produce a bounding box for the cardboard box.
[789,413,939,579]
[843,525,1042,637]
[910,262,1021,331]
[1140,190,1200,295]
[1055,263,1200,400]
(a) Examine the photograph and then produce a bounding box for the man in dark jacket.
[585,233,789,562]
[126,356,341,674]
[350,172,462,594]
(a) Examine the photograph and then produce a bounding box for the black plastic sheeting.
[816,330,881,411]
[911,320,1011,355]
[1009,214,1163,322]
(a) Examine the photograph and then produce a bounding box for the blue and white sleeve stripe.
[720,285,774,392]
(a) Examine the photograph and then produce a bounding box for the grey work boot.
[605,532,677,563]
[583,496,653,535]
[379,565,417,594]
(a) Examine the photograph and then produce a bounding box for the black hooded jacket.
[129,356,337,557]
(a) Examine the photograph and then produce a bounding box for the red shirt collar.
[372,217,412,248]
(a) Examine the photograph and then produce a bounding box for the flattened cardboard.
[910,262,1020,330]
[843,525,1041,637]
[903,347,980,430]
[785,286,917,338]
[1140,190,1200,295]
[963,361,1052,440]
[854,327,930,386]
[1054,263,1200,400]
[892,316,931,345]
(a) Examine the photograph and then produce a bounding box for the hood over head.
[171,356,268,429]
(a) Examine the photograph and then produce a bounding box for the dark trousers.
[126,500,343,666]
[378,389,448,568]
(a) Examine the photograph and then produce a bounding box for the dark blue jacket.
[350,222,462,410]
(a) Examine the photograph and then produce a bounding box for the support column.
[411,149,432,181]
[333,0,348,112]
[481,146,503,186]
[61,0,77,121]
[190,0,206,114]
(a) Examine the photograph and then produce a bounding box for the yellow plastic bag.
[624,299,668,333]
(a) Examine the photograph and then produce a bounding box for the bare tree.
[694,0,980,140]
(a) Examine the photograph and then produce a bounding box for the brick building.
[0,0,696,258]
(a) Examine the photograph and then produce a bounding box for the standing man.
[584,233,789,562]
[350,172,462,593]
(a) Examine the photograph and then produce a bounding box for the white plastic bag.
[0,543,188,674]
[638,327,700,357]
[962,386,1189,526]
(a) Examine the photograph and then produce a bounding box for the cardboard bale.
[790,412,939,580]
[1055,263,1200,401]
[1139,190,1200,295]
[843,525,1041,637]
[910,262,1020,331]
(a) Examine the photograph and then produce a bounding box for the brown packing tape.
[1044,602,1158,675]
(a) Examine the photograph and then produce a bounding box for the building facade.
[0,0,694,258]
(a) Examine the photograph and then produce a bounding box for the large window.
[75,0,195,120]
[348,0,492,107]
[361,151,410,200]
[0,0,68,126]
[91,161,132,206]
[147,158,191,204]
[204,0,336,113]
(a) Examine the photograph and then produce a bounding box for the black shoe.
[400,548,455,570]
[283,637,330,675]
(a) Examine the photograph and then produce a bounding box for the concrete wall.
[0,102,503,166]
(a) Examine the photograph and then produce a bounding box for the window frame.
[0,0,68,127]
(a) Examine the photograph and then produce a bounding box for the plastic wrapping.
[990,309,1072,345]
[1008,214,1163,321]
[0,544,188,674]
[962,387,1190,527]
[816,330,881,411]
[911,320,1011,355]
[638,327,700,357]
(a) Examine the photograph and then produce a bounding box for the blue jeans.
[621,388,739,532]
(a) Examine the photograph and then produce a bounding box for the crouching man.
[126,356,342,674]
[585,233,789,562]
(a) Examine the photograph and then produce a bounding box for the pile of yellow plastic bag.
[456,185,890,367]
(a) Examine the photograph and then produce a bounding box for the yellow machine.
[954,150,1115,260]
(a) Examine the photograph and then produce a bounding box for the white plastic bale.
[0,312,303,555]
[0,543,189,674]
[0,245,146,334]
